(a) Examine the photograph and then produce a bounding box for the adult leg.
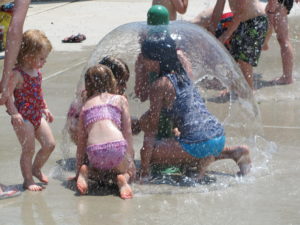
[271,5,294,84]
[14,121,43,191]
[33,118,56,184]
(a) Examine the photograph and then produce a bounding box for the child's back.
[81,92,125,146]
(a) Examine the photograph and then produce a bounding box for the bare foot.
[232,146,252,176]
[117,174,133,199]
[33,169,48,184]
[23,181,43,191]
[271,76,294,85]
[77,165,88,195]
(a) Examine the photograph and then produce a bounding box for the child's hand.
[42,109,54,123]
[173,128,181,137]
[11,113,24,126]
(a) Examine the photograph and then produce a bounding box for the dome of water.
[61,21,274,189]
[75,21,261,138]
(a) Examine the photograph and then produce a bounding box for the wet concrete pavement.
[0,1,300,224]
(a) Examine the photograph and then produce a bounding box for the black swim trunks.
[230,15,268,67]
[278,0,294,14]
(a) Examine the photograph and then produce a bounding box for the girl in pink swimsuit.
[75,64,135,199]
[5,30,56,192]
[66,56,130,145]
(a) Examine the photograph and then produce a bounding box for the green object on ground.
[160,166,181,175]
[151,164,182,175]
[147,5,169,25]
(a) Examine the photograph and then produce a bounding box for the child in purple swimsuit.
[75,64,135,199]
[67,56,130,145]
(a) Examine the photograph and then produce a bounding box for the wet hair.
[84,64,117,98]
[17,29,52,66]
[140,31,187,85]
[99,56,130,84]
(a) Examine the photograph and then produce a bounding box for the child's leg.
[76,164,89,194]
[194,156,215,180]
[238,60,254,89]
[33,118,56,184]
[140,135,156,177]
[150,138,215,179]
[115,154,133,199]
[13,121,43,191]
[271,6,294,84]
[215,145,251,176]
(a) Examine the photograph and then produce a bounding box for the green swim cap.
[147,5,169,25]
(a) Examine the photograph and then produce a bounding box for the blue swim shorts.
[179,136,225,158]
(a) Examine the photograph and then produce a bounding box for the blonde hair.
[85,64,117,98]
[17,29,52,66]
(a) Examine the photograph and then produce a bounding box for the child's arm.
[75,112,87,178]
[5,71,24,126]
[218,4,244,44]
[6,97,24,127]
[121,96,136,178]
[139,79,166,136]
[177,50,193,79]
[208,0,226,33]
[171,0,189,14]
[121,96,134,159]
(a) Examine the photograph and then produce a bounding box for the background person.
[0,0,30,105]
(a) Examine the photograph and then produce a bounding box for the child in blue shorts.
[136,30,252,180]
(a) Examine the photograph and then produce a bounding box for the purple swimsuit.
[82,96,127,170]
[83,104,122,129]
